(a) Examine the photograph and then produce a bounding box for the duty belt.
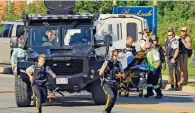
[104,77,117,83]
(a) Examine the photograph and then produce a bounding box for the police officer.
[140,29,152,51]
[126,36,137,56]
[178,27,192,85]
[151,35,165,88]
[26,54,56,113]
[165,31,180,90]
[99,50,125,113]
[144,42,163,99]
[11,35,25,72]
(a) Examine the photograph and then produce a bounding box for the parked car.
[0,20,24,64]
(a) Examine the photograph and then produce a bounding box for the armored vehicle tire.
[90,79,106,105]
[15,75,32,107]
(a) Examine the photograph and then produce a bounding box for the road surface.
[0,74,195,113]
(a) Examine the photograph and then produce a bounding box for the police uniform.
[102,60,123,113]
[165,38,179,90]
[154,44,165,88]
[145,48,163,98]
[26,64,55,113]
[178,35,191,85]
[126,44,137,56]
[11,44,25,69]
[140,36,152,51]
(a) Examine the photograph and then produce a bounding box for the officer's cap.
[144,29,152,33]
[181,27,188,31]
[168,27,174,32]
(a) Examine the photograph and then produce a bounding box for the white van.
[0,20,24,64]
[94,14,149,68]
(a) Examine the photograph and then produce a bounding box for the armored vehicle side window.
[127,23,137,41]
[63,26,92,46]
[0,24,13,38]
[95,23,121,42]
[16,25,24,37]
[30,27,59,47]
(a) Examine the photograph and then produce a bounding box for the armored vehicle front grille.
[46,60,83,75]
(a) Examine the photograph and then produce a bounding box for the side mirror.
[108,24,112,34]
[10,36,18,48]
[104,34,113,47]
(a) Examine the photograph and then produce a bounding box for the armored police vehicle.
[11,1,111,107]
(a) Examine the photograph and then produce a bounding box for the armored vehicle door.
[95,18,125,61]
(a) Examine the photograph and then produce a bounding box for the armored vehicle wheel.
[89,79,106,105]
[15,75,31,107]
[124,91,129,97]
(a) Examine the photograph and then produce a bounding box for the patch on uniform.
[173,41,178,44]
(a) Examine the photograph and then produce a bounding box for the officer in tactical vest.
[140,29,152,51]
[151,35,165,88]
[11,35,25,72]
[26,54,56,113]
[178,27,192,85]
[126,36,137,56]
[99,50,125,113]
[165,31,180,91]
[144,42,163,99]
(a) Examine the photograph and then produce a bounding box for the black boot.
[168,84,175,91]
[144,87,154,98]
[103,110,109,113]
[155,88,163,99]
[38,107,42,113]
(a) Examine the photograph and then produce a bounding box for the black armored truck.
[11,1,113,107]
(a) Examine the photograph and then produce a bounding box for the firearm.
[104,34,113,61]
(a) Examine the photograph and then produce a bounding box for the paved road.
[0,74,195,113]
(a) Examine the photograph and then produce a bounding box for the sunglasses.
[146,47,150,50]
[181,30,187,32]
[168,34,172,36]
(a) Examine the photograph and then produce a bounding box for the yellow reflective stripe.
[103,86,110,110]
[36,96,39,113]
[153,84,160,89]
[33,90,39,113]
[173,69,176,88]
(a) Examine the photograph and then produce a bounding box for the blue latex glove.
[152,68,157,76]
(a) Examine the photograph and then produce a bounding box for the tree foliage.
[2,1,195,49]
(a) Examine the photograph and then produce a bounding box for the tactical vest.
[155,45,165,63]
[179,36,189,54]
[32,65,48,86]
[104,60,120,81]
[165,38,176,59]
[126,44,136,56]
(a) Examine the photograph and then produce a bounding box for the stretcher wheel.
[138,90,143,97]
[124,91,129,97]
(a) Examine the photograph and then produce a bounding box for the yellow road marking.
[0,91,14,94]
[116,103,195,113]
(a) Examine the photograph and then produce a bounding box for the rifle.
[104,34,113,61]
[100,34,113,86]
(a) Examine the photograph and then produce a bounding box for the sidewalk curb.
[164,83,195,94]
[0,67,12,74]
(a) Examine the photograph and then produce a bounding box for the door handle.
[6,42,9,44]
